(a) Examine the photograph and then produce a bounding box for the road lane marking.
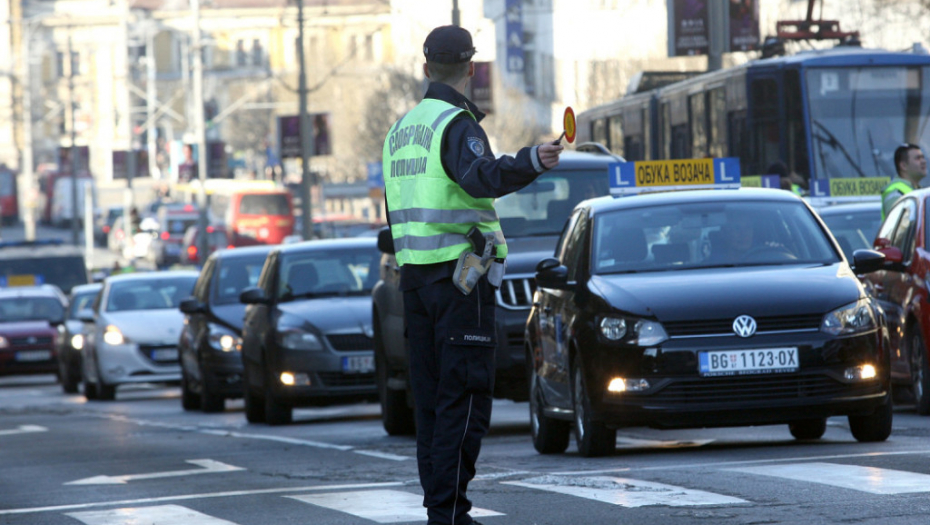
[353,449,413,461]
[616,437,715,449]
[0,481,406,516]
[288,489,504,523]
[504,475,748,507]
[67,504,237,525]
[66,459,245,485]
[0,424,47,436]
[728,462,930,494]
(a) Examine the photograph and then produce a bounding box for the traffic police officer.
[382,25,562,525]
[881,143,927,219]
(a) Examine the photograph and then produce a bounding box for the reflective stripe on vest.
[881,181,913,220]
[383,99,508,266]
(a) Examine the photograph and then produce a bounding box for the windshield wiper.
[811,120,868,178]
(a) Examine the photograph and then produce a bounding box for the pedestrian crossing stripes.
[728,462,930,494]
[288,489,505,523]
[38,461,930,524]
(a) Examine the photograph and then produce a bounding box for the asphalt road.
[2,374,930,525]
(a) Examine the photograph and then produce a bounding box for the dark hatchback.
[179,245,274,412]
[526,188,892,457]
[239,238,381,425]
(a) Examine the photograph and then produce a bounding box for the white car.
[80,271,198,400]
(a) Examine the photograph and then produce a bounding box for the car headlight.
[599,316,668,346]
[0,335,8,349]
[71,334,84,350]
[278,329,323,351]
[208,325,240,352]
[103,325,127,345]
[822,298,876,336]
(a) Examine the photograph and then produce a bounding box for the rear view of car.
[229,190,294,245]
[150,204,200,268]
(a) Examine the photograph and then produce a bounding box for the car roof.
[500,148,623,170]
[272,236,377,255]
[208,244,276,261]
[0,285,67,300]
[585,187,803,214]
[105,270,200,284]
[70,283,103,296]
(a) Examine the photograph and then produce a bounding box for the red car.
[0,286,67,377]
[865,188,930,414]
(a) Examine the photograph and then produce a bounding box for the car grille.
[9,336,53,346]
[326,333,372,351]
[316,372,375,387]
[649,374,881,404]
[497,276,536,310]
[665,314,823,338]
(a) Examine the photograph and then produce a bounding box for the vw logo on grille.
[732,315,757,338]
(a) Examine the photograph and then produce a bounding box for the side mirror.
[535,257,570,289]
[77,309,95,323]
[873,237,892,249]
[876,246,904,268]
[179,297,206,314]
[48,314,65,326]
[851,249,886,275]
[240,287,269,305]
[377,226,395,254]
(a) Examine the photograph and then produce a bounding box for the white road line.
[615,437,715,449]
[504,475,748,508]
[198,429,353,451]
[353,449,413,461]
[66,459,245,485]
[0,481,405,516]
[67,504,238,525]
[288,489,505,523]
[0,424,47,436]
[728,462,930,495]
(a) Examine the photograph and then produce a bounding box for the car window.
[0,254,88,294]
[876,204,904,243]
[167,217,199,235]
[213,256,267,305]
[496,169,609,237]
[555,209,582,260]
[68,290,99,318]
[239,193,290,215]
[106,277,197,312]
[193,259,215,303]
[562,212,589,281]
[819,209,882,260]
[592,200,839,274]
[277,248,379,300]
[258,252,277,296]
[890,199,917,259]
[0,296,64,322]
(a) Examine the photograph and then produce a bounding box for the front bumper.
[97,341,181,385]
[201,350,244,397]
[266,348,376,405]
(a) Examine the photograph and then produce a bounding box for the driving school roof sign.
[609,158,741,195]
[809,177,889,202]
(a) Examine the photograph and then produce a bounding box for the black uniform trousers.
[403,275,496,525]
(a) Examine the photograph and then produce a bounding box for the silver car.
[80,271,198,400]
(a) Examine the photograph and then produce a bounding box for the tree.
[357,68,424,165]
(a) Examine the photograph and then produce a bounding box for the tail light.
[103,225,110,233]
[187,245,197,260]
[161,231,170,240]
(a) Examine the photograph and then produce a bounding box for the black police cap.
[423,25,476,64]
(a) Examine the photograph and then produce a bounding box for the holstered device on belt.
[453,226,503,295]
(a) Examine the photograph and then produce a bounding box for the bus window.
[660,101,672,159]
[642,107,653,160]
[690,92,707,158]
[785,70,810,181]
[608,116,623,157]
[728,110,750,169]
[709,87,727,159]
[592,119,608,146]
[750,78,780,175]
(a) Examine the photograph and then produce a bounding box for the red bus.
[207,184,294,246]
[0,168,17,226]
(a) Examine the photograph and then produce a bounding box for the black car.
[526,188,892,457]
[58,283,102,393]
[178,245,274,412]
[816,202,883,261]
[239,238,381,425]
[372,147,621,435]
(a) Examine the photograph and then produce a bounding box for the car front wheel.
[572,363,616,457]
[375,330,415,436]
[849,396,893,442]
[789,418,827,440]
[909,328,930,415]
[243,362,265,423]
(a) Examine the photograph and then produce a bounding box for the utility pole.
[191,0,209,260]
[297,0,314,240]
[452,0,460,26]
[68,27,80,246]
[21,20,36,241]
[146,28,158,179]
[707,0,726,71]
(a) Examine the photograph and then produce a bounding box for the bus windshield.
[807,66,930,180]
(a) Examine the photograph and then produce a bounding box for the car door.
[242,252,277,374]
[538,209,586,408]
[880,199,918,380]
[183,259,215,379]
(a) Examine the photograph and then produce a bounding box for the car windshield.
[0,296,64,323]
[106,277,197,312]
[240,193,290,215]
[592,200,840,274]
[0,254,87,294]
[213,256,267,305]
[807,66,930,179]
[166,216,199,235]
[277,248,379,301]
[496,169,609,237]
[819,208,882,260]
[69,290,99,318]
